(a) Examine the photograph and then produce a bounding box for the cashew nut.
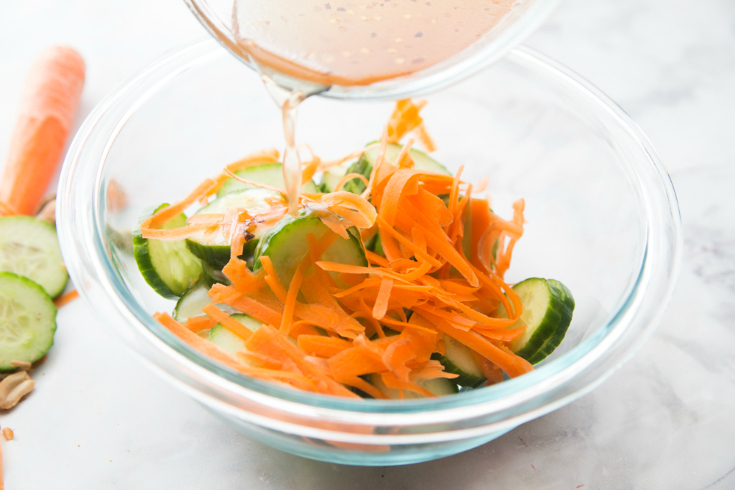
[0,371,35,409]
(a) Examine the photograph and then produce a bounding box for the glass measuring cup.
[184,0,562,100]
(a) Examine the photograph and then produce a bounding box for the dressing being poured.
[229,0,517,212]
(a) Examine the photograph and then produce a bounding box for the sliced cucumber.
[431,334,486,388]
[340,156,372,194]
[364,233,384,257]
[363,143,452,175]
[173,281,212,322]
[0,216,68,298]
[201,260,230,286]
[186,189,283,269]
[526,280,575,364]
[499,278,575,364]
[208,314,260,355]
[320,164,349,193]
[369,373,458,399]
[217,163,318,197]
[0,272,57,371]
[133,204,203,299]
[254,213,367,288]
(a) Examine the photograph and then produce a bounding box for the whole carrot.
[0,46,85,215]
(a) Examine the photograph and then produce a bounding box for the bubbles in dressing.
[232,0,517,87]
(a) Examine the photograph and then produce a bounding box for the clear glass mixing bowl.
[184,0,562,99]
[56,40,681,466]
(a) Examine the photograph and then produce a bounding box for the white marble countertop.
[1,0,734,488]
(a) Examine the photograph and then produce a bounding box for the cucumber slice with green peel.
[173,281,211,322]
[320,164,349,193]
[363,143,452,175]
[208,314,261,355]
[254,213,367,288]
[340,156,372,194]
[340,143,451,195]
[0,272,57,371]
[498,277,575,364]
[172,280,241,321]
[364,233,384,257]
[133,204,203,299]
[201,260,230,286]
[0,216,68,298]
[185,188,282,269]
[431,334,486,388]
[217,163,318,197]
[368,373,458,399]
[526,280,574,364]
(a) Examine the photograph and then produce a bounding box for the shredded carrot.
[142,98,535,399]
[183,316,217,333]
[413,122,436,152]
[372,278,393,320]
[202,303,254,340]
[225,149,280,172]
[53,289,79,308]
[334,173,370,192]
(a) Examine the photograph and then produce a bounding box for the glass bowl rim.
[57,39,681,423]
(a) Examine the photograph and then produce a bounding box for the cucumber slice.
[173,281,211,322]
[340,156,372,194]
[526,280,575,364]
[217,163,318,197]
[364,233,385,257]
[364,143,452,175]
[500,278,575,364]
[0,272,57,371]
[369,373,458,399]
[320,164,349,193]
[0,216,68,298]
[186,189,283,269]
[208,314,260,355]
[201,260,230,286]
[254,213,367,288]
[431,334,486,388]
[133,204,203,299]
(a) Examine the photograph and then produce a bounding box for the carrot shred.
[183,316,217,333]
[281,251,311,333]
[297,335,352,358]
[225,149,280,172]
[202,303,254,340]
[334,173,370,192]
[372,278,393,320]
[53,289,79,308]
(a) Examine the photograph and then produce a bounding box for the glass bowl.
[56,40,681,466]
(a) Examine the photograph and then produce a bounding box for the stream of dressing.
[231,0,517,213]
[261,77,307,215]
